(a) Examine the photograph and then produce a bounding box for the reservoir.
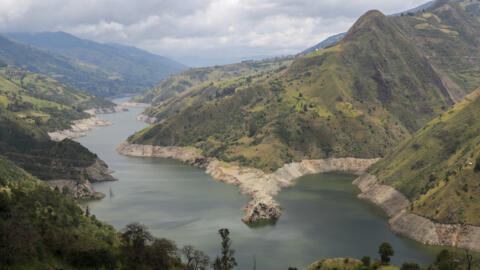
[78,98,442,270]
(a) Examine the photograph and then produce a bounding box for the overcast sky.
[0,0,429,67]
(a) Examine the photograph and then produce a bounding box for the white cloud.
[0,0,430,66]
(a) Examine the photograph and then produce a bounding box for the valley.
[76,100,444,269]
[1,0,480,269]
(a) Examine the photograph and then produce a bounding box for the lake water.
[78,97,443,270]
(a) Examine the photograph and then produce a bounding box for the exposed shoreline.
[115,142,378,224]
[48,105,127,141]
[116,142,480,252]
[136,114,158,124]
[46,106,124,198]
[353,174,480,252]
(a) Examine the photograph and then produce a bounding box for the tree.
[475,153,480,172]
[121,222,154,268]
[361,256,371,267]
[434,249,457,270]
[378,242,394,265]
[182,245,210,270]
[213,228,237,270]
[464,250,474,270]
[85,205,90,217]
[147,238,177,270]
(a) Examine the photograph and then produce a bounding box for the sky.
[0,0,430,67]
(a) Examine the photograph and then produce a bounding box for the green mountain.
[139,57,294,121]
[0,155,119,268]
[0,33,185,97]
[369,89,480,226]
[0,63,114,181]
[0,64,113,131]
[392,0,480,100]
[129,10,453,172]
[6,31,187,96]
[134,56,294,106]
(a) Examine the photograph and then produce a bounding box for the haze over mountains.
[0,32,186,97]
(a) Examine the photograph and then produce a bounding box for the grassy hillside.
[0,106,101,181]
[6,31,187,96]
[392,0,480,99]
[0,64,113,131]
[0,33,181,97]
[0,64,115,181]
[0,155,118,269]
[129,10,452,172]
[142,61,290,121]
[134,56,294,106]
[369,89,480,226]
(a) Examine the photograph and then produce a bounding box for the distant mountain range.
[1,31,187,97]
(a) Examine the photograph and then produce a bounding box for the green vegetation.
[369,89,480,225]
[0,65,113,131]
[392,1,480,97]
[0,33,182,97]
[130,10,452,172]
[0,155,118,269]
[379,242,395,265]
[0,64,115,181]
[6,31,187,97]
[134,56,294,105]
[305,243,480,270]
[0,158,239,269]
[0,106,100,181]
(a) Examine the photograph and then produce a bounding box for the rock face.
[136,114,158,124]
[48,106,127,141]
[84,105,128,115]
[353,174,480,252]
[47,179,105,199]
[48,117,112,141]
[122,102,151,108]
[85,158,117,182]
[47,107,118,200]
[116,142,378,224]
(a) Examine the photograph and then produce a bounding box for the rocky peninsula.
[116,142,378,224]
[47,106,121,198]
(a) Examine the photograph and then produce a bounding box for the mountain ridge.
[1,32,187,97]
[128,8,453,173]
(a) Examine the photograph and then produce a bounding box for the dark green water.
[78,97,444,270]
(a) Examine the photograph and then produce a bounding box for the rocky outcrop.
[84,105,128,115]
[116,142,378,224]
[48,106,127,141]
[353,174,480,252]
[122,102,151,108]
[48,117,112,141]
[85,158,117,182]
[47,179,105,199]
[136,114,158,124]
